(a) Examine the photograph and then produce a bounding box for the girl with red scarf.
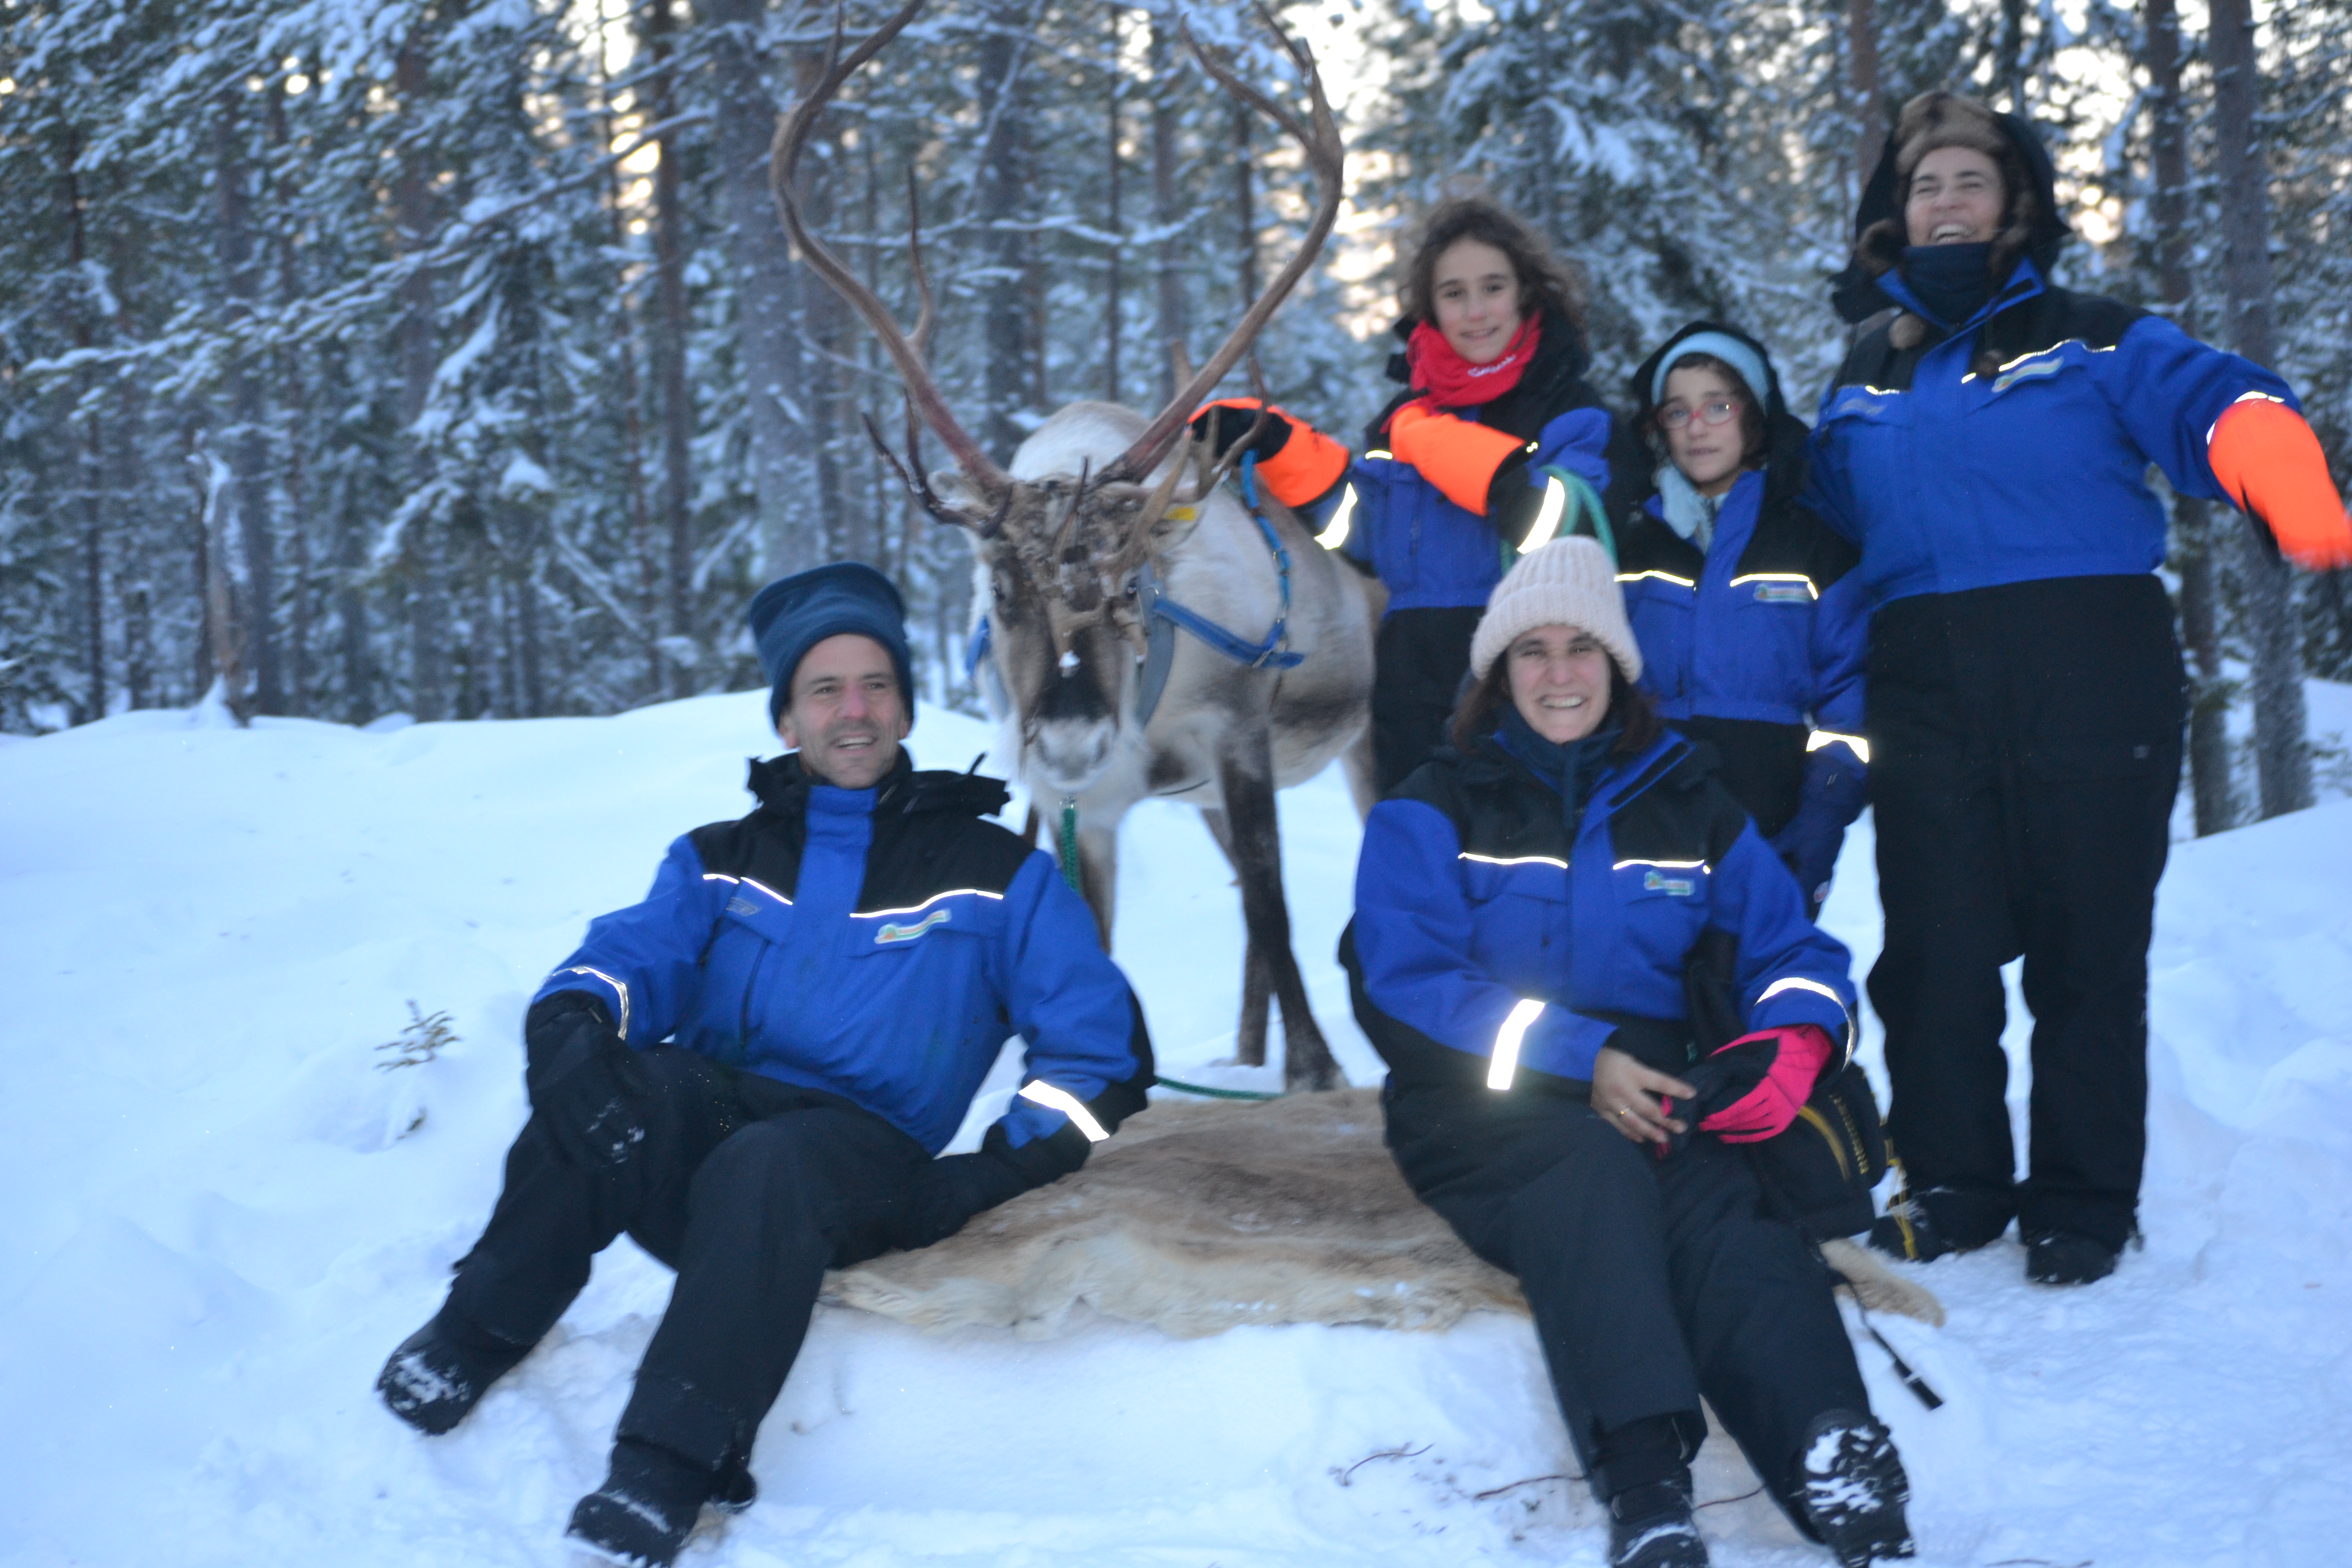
[1192,198,1639,791]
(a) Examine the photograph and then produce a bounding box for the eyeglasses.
[1657,399,1743,431]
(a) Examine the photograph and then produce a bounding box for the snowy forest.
[3,0,2347,832]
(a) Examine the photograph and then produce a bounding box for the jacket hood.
[1627,320,1812,506]
[1830,103,2070,326]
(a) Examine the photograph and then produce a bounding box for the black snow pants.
[1373,605,1486,793]
[1867,574,2184,1253]
[442,1048,943,1473]
[1382,1080,1870,1513]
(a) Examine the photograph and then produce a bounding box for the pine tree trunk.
[393,34,448,723]
[2209,0,2312,817]
[2146,0,2235,835]
[1232,98,1257,313]
[268,82,313,717]
[1105,2,1124,404]
[976,0,1035,464]
[643,0,696,698]
[61,130,107,724]
[215,86,280,716]
[1148,3,1187,405]
[1846,0,1884,181]
[705,0,814,581]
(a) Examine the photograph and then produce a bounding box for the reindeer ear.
[1147,492,1208,553]
[927,470,1004,532]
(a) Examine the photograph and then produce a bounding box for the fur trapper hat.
[1830,90,2071,329]
[1469,537,1641,684]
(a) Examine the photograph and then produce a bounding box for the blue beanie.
[1649,329,1774,411]
[745,562,916,726]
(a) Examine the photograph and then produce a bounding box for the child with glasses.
[1608,324,1872,922]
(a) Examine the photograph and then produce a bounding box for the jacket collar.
[744,749,1013,823]
[1460,728,1696,823]
[1874,255,2046,341]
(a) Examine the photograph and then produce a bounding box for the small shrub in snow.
[376,1002,458,1072]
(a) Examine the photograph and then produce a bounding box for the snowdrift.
[4,690,2347,1567]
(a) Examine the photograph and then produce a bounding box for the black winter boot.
[1795,1410,1914,1567]
[2023,1230,2119,1286]
[1606,1474,1708,1567]
[1867,1185,2011,1263]
[567,1438,718,1567]
[376,1311,532,1436]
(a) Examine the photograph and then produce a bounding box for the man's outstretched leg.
[567,1104,933,1567]
[377,1035,744,1435]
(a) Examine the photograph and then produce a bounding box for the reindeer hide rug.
[826,1089,1943,1339]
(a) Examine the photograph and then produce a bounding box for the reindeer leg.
[1338,722,1380,820]
[1073,816,1121,954]
[1215,738,1340,1093]
[1197,805,1272,1067]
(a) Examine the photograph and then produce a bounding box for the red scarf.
[1404,313,1542,411]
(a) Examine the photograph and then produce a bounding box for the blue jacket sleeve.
[1807,567,1870,743]
[532,836,725,1049]
[1354,799,1620,1081]
[992,851,1145,1148]
[1800,414,1865,549]
[2095,316,2297,502]
[1706,823,1858,1049]
[1530,405,1613,494]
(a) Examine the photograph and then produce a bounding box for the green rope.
[1056,793,1282,1102]
[1055,795,1083,893]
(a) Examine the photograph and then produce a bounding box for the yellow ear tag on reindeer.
[1164,506,1197,523]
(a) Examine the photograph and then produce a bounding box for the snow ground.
[3,690,2347,1568]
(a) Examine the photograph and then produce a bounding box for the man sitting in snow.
[377,562,1153,1566]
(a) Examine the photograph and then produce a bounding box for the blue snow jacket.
[1341,729,1854,1094]
[1322,306,1629,612]
[532,752,1150,1156]
[1806,256,2297,606]
[1618,471,1869,739]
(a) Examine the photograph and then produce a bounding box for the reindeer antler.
[771,0,1011,497]
[1100,3,1346,485]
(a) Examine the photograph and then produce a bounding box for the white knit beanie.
[1468,537,1642,684]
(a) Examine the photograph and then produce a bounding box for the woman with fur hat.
[1340,538,1914,1568]
[1810,90,2352,1286]
[1615,322,1870,919]
[1190,195,1641,792]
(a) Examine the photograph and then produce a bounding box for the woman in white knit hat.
[1340,538,1913,1568]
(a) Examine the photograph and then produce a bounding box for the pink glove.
[1669,1024,1836,1144]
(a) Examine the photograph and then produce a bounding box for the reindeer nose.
[1059,649,1080,676]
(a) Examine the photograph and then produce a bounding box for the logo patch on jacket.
[1992,354,2069,395]
[1643,870,1697,896]
[1751,583,1812,604]
[874,908,952,944]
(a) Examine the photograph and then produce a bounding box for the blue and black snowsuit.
[1616,322,1870,915]
[1340,726,1875,1523]
[1317,305,1643,790]
[442,751,1152,1475]
[1810,124,2299,1255]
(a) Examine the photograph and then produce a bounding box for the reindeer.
[771,0,1378,1092]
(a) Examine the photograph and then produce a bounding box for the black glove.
[906,1118,1093,1247]
[1189,400,1295,464]
[523,994,649,1169]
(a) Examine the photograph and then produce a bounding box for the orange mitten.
[1387,402,1534,517]
[1188,398,1349,509]
[2208,397,2352,570]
